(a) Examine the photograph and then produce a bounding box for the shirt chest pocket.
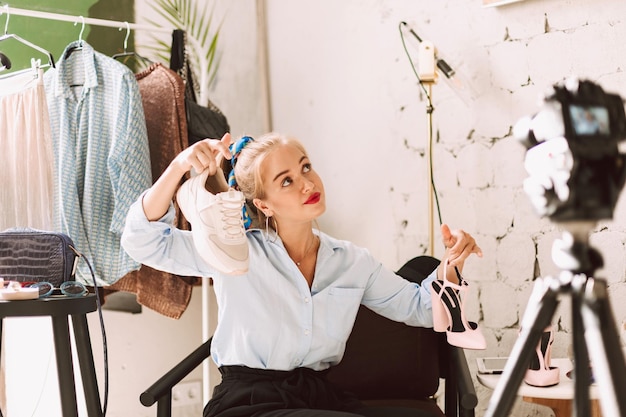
[325,287,365,341]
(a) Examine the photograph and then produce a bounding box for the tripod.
[484,221,626,417]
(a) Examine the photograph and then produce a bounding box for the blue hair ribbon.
[228,136,254,229]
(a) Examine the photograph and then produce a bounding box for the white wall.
[263,0,626,415]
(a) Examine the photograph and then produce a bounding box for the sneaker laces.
[219,194,245,240]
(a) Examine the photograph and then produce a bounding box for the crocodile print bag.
[0,228,78,287]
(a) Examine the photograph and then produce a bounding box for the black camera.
[515,78,626,222]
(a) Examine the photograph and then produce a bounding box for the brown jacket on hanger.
[110,62,199,319]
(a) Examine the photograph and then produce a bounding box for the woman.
[122,132,482,417]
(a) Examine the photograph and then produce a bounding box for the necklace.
[294,235,318,267]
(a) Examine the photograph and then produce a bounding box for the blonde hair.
[230,132,308,228]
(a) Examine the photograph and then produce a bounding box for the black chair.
[140,256,477,417]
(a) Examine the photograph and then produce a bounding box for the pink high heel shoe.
[430,261,487,350]
[524,326,560,387]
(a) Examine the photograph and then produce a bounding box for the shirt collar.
[53,41,99,98]
[248,228,340,260]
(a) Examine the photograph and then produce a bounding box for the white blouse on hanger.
[0,61,54,231]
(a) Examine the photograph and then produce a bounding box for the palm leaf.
[144,0,222,100]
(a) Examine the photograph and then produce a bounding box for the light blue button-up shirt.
[44,41,152,286]
[122,197,436,371]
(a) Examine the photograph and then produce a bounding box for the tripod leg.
[580,277,626,417]
[570,274,591,417]
[484,276,560,417]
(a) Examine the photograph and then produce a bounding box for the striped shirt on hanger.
[44,40,152,286]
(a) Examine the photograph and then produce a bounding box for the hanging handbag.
[0,228,79,287]
[170,29,230,144]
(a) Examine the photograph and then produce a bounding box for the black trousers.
[255,407,435,417]
[204,366,436,417]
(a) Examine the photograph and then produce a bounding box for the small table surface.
[477,358,604,417]
[0,294,97,318]
[477,358,597,400]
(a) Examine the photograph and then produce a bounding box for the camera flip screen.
[568,104,610,137]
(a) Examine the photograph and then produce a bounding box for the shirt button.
[304,329,310,336]
[304,297,310,303]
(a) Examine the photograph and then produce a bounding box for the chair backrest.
[327,256,446,401]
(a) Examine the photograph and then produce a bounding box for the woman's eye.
[303,163,311,173]
[281,177,293,187]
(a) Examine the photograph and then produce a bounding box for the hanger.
[112,22,152,67]
[0,51,10,71]
[64,15,85,59]
[0,5,55,68]
[0,57,44,81]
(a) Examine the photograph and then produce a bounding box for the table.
[477,358,602,417]
[0,295,103,417]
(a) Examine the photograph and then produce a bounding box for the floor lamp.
[400,22,473,256]
[421,57,437,256]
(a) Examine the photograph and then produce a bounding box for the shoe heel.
[176,168,210,224]
[431,280,450,332]
[524,326,560,387]
[176,177,194,223]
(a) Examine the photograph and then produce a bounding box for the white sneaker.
[176,168,249,275]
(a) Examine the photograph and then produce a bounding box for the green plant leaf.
[144,0,222,97]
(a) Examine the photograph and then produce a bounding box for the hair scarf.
[228,136,254,229]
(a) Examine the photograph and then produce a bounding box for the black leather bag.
[170,29,230,145]
[185,98,230,143]
[0,228,78,287]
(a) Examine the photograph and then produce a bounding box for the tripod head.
[551,221,603,276]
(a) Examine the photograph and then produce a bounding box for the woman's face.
[254,143,326,226]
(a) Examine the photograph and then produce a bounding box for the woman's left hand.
[439,224,482,281]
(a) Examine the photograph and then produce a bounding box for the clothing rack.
[2,3,217,406]
[3,4,216,106]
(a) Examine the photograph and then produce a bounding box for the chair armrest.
[140,338,213,407]
[449,346,478,416]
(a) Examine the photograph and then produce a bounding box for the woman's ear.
[253,198,272,217]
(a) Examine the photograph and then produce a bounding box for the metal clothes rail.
[2,5,174,34]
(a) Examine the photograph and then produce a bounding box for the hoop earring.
[272,217,279,238]
[264,215,278,243]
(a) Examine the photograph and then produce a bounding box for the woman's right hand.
[142,133,233,221]
[172,132,233,177]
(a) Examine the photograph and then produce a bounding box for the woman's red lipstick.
[305,192,321,204]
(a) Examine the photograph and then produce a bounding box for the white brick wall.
[266,0,626,415]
